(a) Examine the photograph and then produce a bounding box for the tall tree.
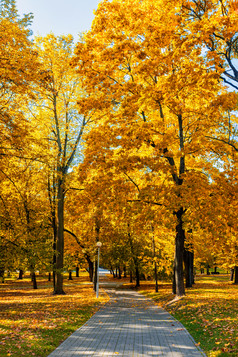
[34,34,91,294]
[73,0,237,296]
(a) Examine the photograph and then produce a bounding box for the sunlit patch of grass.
[140,274,238,357]
[0,273,109,357]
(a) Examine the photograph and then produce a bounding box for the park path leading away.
[48,281,207,357]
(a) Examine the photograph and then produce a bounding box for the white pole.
[96,246,100,298]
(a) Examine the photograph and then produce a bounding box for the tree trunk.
[76,266,79,277]
[31,272,37,289]
[206,266,210,275]
[18,269,23,280]
[174,207,185,296]
[52,215,57,290]
[135,264,140,287]
[48,272,51,281]
[118,266,122,279]
[93,260,98,292]
[86,256,94,282]
[230,268,234,281]
[68,271,73,280]
[0,268,4,283]
[111,266,116,278]
[234,266,238,284]
[130,270,133,283]
[123,266,127,278]
[172,265,176,294]
[184,249,194,288]
[54,180,65,295]
[152,236,158,292]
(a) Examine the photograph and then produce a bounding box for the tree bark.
[152,236,158,292]
[68,271,73,280]
[76,266,79,277]
[88,258,94,282]
[18,269,23,280]
[184,249,194,288]
[111,266,116,278]
[54,179,65,294]
[174,207,185,296]
[93,260,98,292]
[0,268,4,283]
[234,266,238,284]
[118,266,122,279]
[135,264,140,287]
[230,268,234,281]
[172,265,176,294]
[31,272,37,289]
[52,214,57,290]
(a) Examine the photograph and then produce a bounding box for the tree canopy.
[0,0,238,295]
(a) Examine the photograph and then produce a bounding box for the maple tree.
[0,157,52,288]
[0,0,39,159]
[32,34,92,294]
[73,0,238,296]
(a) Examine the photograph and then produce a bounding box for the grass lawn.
[0,272,109,357]
[138,274,238,357]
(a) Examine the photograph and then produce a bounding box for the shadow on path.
[48,277,206,357]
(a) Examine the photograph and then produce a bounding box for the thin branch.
[124,172,140,193]
[127,199,163,206]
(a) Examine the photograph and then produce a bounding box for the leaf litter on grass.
[139,274,238,357]
[0,274,109,357]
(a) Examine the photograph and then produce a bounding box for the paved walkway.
[48,283,206,357]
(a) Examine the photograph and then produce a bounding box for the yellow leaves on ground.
[140,274,238,356]
[0,273,109,357]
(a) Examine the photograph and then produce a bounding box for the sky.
[16,0,101,40]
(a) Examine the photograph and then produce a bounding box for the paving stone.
[48,287,207,357]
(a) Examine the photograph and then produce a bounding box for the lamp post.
[96,241,102,298]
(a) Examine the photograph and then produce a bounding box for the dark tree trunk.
[76,266,79,277]
[115,268,118,278]
[18,269,23,280]
[111,266,115,278]
[234,266,238,284]
[152,236,158,292]
[118,267,122,279]
[135,264,140,288]
[0,268,4,283]
[172,265,176,294]
[86,256,94,282]
[123,266,127,278]
[31,272,37,289]
[52,214,57,290]
[130,270,133,283]
[230,268,234,281]
[184,249,194,288]
[93,260,98,292]
[68,271,73,280]
[54,180,65,295]
[206,266,210,275]
[174,207,185,296]
[48,272,51,281]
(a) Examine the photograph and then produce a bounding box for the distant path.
[48,280,206,357]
